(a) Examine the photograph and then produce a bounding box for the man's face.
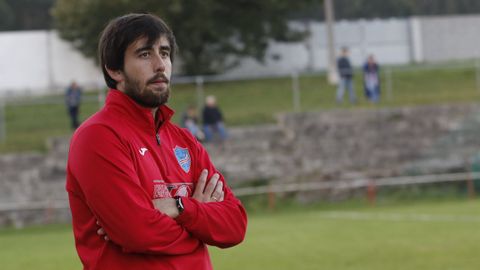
[117,36,172,108]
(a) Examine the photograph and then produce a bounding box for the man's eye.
[140,52,150,58]
[161,51,170,58]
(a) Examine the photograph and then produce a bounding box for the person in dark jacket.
[65,81,82,129]
[363,54,380,103]
[336,47,356,104]
[202,95,227,143]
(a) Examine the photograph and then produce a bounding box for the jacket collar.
[105,89,174,131]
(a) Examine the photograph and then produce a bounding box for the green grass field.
[1,198,479,270]
[1,62,480,153]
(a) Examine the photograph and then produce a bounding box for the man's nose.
[153,54,166,72]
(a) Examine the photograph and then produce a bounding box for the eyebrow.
[159,45,171,52]
[134,44,171,54]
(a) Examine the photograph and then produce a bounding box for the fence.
[175,60,480,110]
[235,172,480,209]
[383,61,480,101]
[0,98,5,143]
[0,171,478,226]
[1,61,480,149]
[0,91,105,151]
[161,60,480,126]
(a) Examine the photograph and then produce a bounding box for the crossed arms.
[67,125,247,255]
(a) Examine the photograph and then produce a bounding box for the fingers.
[193,169,226,203]
[218,186,225,202]
[193,169,208,198]
[210,180,224,202]
[203,173,220,199]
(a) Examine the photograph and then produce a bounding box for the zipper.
[155,131,170,176]
[156,133,161,145]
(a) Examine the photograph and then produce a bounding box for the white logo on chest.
[139,147,148,156]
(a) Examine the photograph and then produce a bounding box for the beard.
[123,73,170,108]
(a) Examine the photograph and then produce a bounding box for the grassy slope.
[1,199,479,270]
[1,64,479,153]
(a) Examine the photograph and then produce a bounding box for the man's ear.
[105,66,124,83]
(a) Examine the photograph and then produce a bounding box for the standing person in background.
[66,13,247,270]
[336,47,356,104]
[363,54,381,103]
[202,95,228,143]
[65,81,82,129]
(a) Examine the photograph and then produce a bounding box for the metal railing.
[233,171,480,196]
[0,171,478,213]
[1,61,480,144]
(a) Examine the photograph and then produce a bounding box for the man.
[65,81,82,129]
[363,54,380,103]
[202,95,227,143]
[336,47,356,104]
[66,13,247,269]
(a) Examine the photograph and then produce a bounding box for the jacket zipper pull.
[156,133,161,145]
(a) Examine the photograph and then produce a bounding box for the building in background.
[1,15,480,95]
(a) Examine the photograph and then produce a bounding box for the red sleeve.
[175,139,248,248]
[68,124,200,255]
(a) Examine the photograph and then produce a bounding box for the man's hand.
[97,170,224,242]
[193,169,224,203]
[152,198,179,218]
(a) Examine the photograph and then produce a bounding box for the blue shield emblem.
[174,146,191,173]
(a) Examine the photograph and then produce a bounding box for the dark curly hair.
[98,13,177,89]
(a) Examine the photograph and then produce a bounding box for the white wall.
[50,32,104,92]
[225,18,412,77]
[0,30,103,96]
[2,14,480,94]
[220,42,310,79]
[419,15,480,61]
[0,31,50,94]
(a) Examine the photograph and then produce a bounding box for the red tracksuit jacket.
[66,89,247,269]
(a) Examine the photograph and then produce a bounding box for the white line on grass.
[318,211,480,223]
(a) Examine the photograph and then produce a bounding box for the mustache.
[147,74,169,84]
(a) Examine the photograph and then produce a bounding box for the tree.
[0,0,15,30]
[298,0,480,21]
[0,0,54,31]
[52,0,314,75]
